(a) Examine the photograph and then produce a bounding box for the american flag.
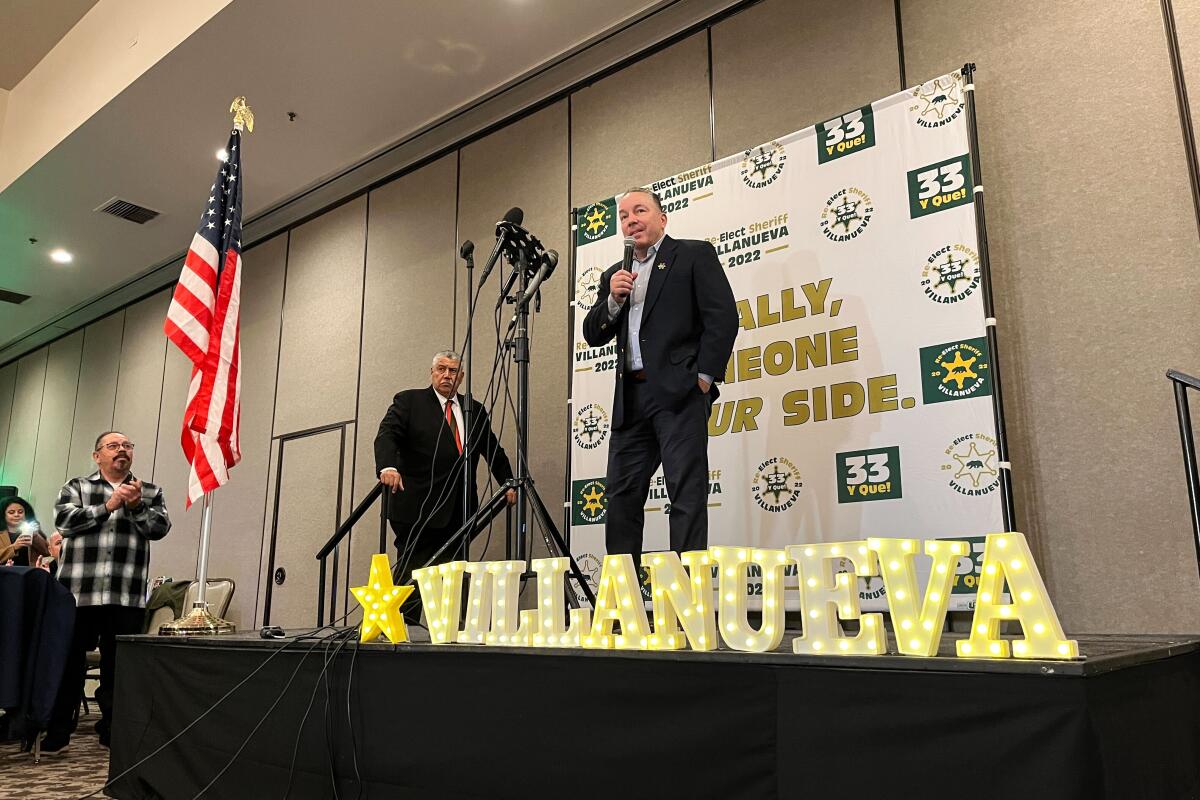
[164,129,244,506]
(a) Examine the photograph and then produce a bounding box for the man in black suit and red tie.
[374,350,515,619]
[583,187,738,561]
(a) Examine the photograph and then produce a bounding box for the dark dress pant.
[47,604,144,743]
[604,377,711,561]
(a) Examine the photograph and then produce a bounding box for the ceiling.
[0,0,665,355]
[0,0,99,90]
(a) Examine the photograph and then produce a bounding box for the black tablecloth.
[0,566,76,732]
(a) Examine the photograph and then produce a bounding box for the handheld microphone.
[621,236,636,272]
[478,207,523,287]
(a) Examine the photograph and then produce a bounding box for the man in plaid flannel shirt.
[42,430,171,753]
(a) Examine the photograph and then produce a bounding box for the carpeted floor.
[0,710,112,799]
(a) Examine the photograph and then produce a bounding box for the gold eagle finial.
[229,96,254,132]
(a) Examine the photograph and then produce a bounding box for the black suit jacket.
[373,387,514,528]
[582,235,738,429]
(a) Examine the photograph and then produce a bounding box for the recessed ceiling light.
[216,148,229,161]
[50,249,73,264]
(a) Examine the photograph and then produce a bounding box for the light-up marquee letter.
[788,541,886,655]
[583,555,651,649]
[870,538,965,657]
[710,547,787,653]
[958,532,1078,660]
[642,550,716,651]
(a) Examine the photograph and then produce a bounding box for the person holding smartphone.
[0,495,50,567]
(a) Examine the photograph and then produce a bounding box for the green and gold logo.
[909,73,964,129]
[574,265,604,311]
[817,106,875,163]
[920,244,980,304]
[740,141,787,188]
[940,433,1000,497]
[572,478,607,525]
[577,199,616,245]
[920,337,991,404]
[908,154,973,218]
[836,446,902,503]
[572,403,610,450]
[820,187,874,242]
[751,457,803,512]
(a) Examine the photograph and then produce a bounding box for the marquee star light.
[710,547,788,653]
[526,557,591,648]
[958,533,1079,660]
[869,538,966,657]
[642,550,716,651]
[787,541,886,656]
[351,554,414,644]
[582,555,651,650]
[412,560,468,644]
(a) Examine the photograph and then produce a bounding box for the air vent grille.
[94,197,160,224]
[0,289,31,305]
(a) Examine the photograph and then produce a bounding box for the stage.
[108,631,1200,799]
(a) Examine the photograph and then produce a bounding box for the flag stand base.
[159,605,236,636]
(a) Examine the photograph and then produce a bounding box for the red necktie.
[446,400,463,455]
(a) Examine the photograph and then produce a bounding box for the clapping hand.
[106,480,143,512]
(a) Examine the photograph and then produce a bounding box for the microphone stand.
[460,242,477,559]
[410,223,596,608]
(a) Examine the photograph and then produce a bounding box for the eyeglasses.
[99,442,135,452]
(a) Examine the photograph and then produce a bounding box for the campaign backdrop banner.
[568,71,1004,609]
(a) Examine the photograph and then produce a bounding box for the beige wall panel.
[0,363,18,483]
[67,312,125,478]
[459,101,569,567]
[571,32,711,204]
[2,350,47,497]
[711,0,899,156]
[262,428,345,628]
[28,332,83,517]
[350,156,458,586]
[207,234,288,629]
[274,196,367,436]
[113,292,170,479]
[903,0,1200,632]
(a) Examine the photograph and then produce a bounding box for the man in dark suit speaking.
[374,350,515,617]
[583,187,738,560]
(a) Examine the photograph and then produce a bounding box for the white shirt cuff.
[606,296,623,319]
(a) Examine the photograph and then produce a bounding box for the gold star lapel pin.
[351,554,415,643]
[657,261,667,270]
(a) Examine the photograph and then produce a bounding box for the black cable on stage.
[472,296,510,558]
[345,636,364,800]
[75,626,344,800]
[186,630,350,800]
[476,339,515,559]
[280,628,357,799]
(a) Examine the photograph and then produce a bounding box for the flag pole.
[159,97,254,636]
[160,489,234,634]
